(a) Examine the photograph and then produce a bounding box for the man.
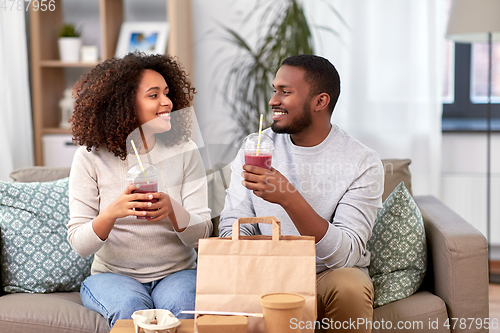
[219,54,384,332]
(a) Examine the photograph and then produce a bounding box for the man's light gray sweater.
[219,125,384,273]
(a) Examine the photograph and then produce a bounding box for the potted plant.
[58,23,82,62]
[215,0,345,147]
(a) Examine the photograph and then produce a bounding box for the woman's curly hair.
[70,52,195,160]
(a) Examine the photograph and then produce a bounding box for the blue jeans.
[80,270,197,328]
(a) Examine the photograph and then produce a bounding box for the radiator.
[441,173,500,247]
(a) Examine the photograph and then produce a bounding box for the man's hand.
[242,164,328,243]
[242,165,298,206]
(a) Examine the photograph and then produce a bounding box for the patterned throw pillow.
[367,182,427,308]
[0,178,92,293]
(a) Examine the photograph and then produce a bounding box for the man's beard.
[271,97,313,134]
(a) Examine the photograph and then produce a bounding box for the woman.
[67,52,212,327]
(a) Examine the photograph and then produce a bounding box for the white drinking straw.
[256,114,263,156]
[130,140,149,184]
[180,310,263,318]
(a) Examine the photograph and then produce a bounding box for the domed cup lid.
[260,293,305,310]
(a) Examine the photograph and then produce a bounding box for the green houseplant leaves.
[215,0,345,146]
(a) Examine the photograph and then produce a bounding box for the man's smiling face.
[269,65,314,135]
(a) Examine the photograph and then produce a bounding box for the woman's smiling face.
[136,69,173,132]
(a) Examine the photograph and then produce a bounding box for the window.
[471,43,500,103]
[442,0,500,132]
[442,42,500,131]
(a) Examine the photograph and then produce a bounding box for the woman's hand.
[142,192,188,232]
[94,186,186,240]
[141,191,174,222]
[110,186,184,227]
[102,184,160,220]
[93,184,160,240]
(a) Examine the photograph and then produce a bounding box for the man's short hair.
[281,54,340,114]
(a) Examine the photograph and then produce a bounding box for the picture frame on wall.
[115,22,169,58]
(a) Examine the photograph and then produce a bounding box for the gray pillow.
[381,159,412,202]
[367,182,427,307]
[9,167,71,183]
[0,177,92,293]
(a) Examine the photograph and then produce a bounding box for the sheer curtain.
[0,11,34,181]
[305,0,446,197]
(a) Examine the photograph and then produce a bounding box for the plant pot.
[58,37,82,62]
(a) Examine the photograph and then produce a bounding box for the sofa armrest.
[415,195,489,332]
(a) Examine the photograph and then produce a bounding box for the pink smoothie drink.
[132,182,158,219]
[243,133,274,170]
[245,153,272,169]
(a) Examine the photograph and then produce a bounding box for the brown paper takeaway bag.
[195,216,317,333]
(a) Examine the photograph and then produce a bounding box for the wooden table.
[110,319,194,333]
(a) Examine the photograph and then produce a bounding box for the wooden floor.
[491,262,500,333]
[491,262,500,332]
[491,283,500,333]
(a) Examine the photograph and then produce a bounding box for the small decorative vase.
[59,88,75,128]
[58,37,82,62]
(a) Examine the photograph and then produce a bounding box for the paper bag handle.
[232,216,281,241]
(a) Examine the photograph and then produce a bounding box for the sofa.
[0,161,489,333]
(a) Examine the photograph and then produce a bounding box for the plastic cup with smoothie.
[244,133,274,169]
[127,162,159,219]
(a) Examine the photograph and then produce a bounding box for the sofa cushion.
[367,182,427,307]
[0,178,92,293]
[9,166,71,183]
[0,292,109,333]
[381,159,412,202]
[372,291,449,333]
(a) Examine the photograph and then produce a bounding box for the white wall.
[62,0,167,59]
[191,0,263,167]
[190,1,500,256]
[441,133,500,250]
[57,0,247,168]
[61,0,167,88]
[43,0,170,169]
[37,1,500,253]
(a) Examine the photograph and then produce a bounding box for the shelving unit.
[29,0,193,165]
